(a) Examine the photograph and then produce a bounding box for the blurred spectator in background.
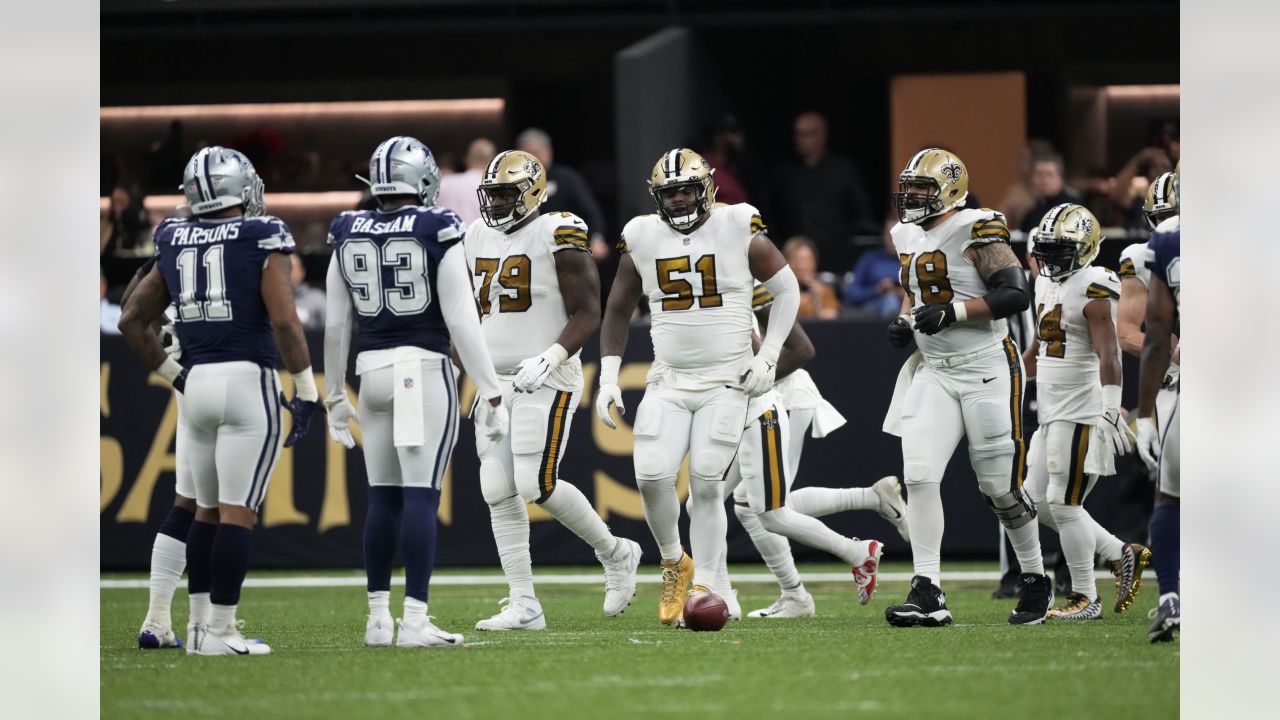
[700,114,750,205]
[516,127,609,258]
[291,254,326,331]
[100,271,122,335]
[100,186,152,257]
[998,139,1056,231]
[145,120,186,194]
[783,236,839,319]
[437,137,495,224]
[1111,120,1179,232]
[843,215,906,319]
[772,112,874,272]
[1017,151,1080,234]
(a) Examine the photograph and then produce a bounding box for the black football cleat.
[886,575,953,627]
[1147,595,1180,643]
[1008,573,1054,625]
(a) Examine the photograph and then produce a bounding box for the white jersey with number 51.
[892,207,1012,357]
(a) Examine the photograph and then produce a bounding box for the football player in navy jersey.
[324,136,508,648]
[120,146,321,656]
[1136,187,1181,643]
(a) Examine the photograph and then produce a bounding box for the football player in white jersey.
[596,148,805,625]
[1117,171,1179,424]
[882,148,1053,627]
[465,150,642,631]
[1023,204,1146,621]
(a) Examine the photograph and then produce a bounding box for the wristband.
[544,343,569,366]
[1102,384,1122,410]
[292,368,319,402]
[600,355,621,387]
[952,302,968,323]
[157,357,184,384]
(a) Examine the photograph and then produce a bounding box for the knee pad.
[973,450,1021,498]
[985,489,1037,529]
[689,475,726,506]
[479,457,518,505]
[968,400,1014,460]
[632,403,680,482]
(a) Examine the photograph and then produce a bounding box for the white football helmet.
[181,146,265,217]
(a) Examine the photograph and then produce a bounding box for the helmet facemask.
[478,181,532,231]
[1031,235,1085,279]
[652,179,712,230]
[894,179,944,224]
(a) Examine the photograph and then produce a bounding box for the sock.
[400,488,440,603]
[1091,517,1125,563]
[687,477,727,588]
[209,523,253,607]
[364,486,403,593]
[1006,519,1045,576]
[637,475,682,562]
[1050,503,1098,600]
[787,487,878,517]
[1160,591,1179,605]
[368,590,391,618]
[736,504,803,592]
[488,495,535,598]
[1150,503,1180,597]
[905,482,944,585]
[539,482,615,554]
[404,596,428,624]
[185,519,217,610]
[209,603,237,632]
[760,507,868,566]
[146,505,193,626]
[189,593,211,627]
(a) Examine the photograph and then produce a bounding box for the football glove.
[513,343,568,394]
[912,303,957,335]
[887,314,914,348]
[171,368,188,394]
[473,397,509,442]
[1094,387,1135,456]
[160,322,182,360]
[324,394,359,449]
[282,394,319,448]
[1135,416,1161,471]
[740,351,778,398]
[596,383,624,429]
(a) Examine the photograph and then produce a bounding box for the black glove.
[171,368,189,394]
[282,393,319,448]
[912,303,956,335]
[887,316,915,348]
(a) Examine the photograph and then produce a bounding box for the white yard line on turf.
[99,569,1154,590]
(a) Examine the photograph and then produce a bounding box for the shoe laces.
[660,566,681,605]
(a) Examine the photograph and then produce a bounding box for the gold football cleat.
[658,553,695,625]
[1113,543,1152,613]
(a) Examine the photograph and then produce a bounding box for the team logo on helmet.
[940,162,963,183]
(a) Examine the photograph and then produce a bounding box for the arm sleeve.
[323,254,355,401]
[438,244,502,400]
[759,265,800,362]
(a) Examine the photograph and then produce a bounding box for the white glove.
[1136,416,1161,471]
[739,351,779,398]
[324,395,359,449]
[473,396,509,442]
[160,322,182,360]
[513,343,568,393]
[1093,386,1135,456]
[596,355,624,429]
[1162,360,1179,390]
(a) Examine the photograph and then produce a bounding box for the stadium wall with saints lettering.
[100,321,1150,570]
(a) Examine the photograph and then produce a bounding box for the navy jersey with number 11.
[327,205,464,355]
[154,215,295,368]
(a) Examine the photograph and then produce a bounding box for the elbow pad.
[983,267,1030,319]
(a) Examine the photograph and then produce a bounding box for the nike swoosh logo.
[231,646,250,655]
[982,377,996,383]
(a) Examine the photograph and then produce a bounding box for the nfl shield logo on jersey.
[404,377,414,389]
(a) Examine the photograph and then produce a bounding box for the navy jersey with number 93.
[327,205,464,355]
[154,215,295,368]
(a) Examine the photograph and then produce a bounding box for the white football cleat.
[188,622,271,656]
[138,621,182,649]
[598,538,642,617]
[874,476,910,542]
[364,613,394,647]
[474,594,546,631]
[721,587,742,621]
[396,617,463,648]
[747,592,816,618]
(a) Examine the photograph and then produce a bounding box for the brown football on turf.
[683,592,729,632]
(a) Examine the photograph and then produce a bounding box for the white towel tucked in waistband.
[393,359,425,447]
[810,397,847,438]
[882,350,923,438]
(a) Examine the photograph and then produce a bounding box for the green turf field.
[101,563,1178,719]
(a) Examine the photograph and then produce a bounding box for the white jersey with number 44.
[892,208,1012,358]
[620,203,764,389]
[1034,265,1121,424]
[464,211,589,391]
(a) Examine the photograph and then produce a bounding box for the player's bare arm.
[1116,277,1148,357]
[552,246,602,355]
[1137,275,1175,419]
[261,252,313,375]
[1083,299,1123,387]
[960,241,1030,321]
[1022,332,1040,379]
[599,252,643,358]
[118,264,176,375]
[755,303,815,381]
